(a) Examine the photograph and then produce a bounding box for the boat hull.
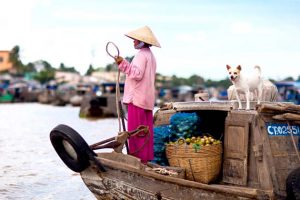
[80,153,272,200]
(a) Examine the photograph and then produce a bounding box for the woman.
[115,26,161,163]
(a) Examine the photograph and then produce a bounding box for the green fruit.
[185,138,191,143]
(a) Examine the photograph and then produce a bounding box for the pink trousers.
[127,103,154,163]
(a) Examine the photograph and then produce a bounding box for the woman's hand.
[114,56,123,65]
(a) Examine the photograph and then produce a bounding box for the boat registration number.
[266,123,300,136]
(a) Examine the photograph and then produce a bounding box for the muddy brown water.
[0,103,120,200]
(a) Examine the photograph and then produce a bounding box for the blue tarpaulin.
[152,112,202,166]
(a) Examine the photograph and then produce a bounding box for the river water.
[0,103,120,200]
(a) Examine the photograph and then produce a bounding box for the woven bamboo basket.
[166,143,222,184]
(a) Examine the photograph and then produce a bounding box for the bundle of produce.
[152,125,170,166]
[166,135,222,184]
[168,112,201,142]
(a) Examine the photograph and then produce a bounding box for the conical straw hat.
[125,26,161,48]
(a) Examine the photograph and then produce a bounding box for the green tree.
[58,63,67,71]
[9,45,24,75]
[170,75,187,87]
[217,78,232,89]
[85,64,95,75]
[187,74,205,86]
[105,63,117,72]
[205,78,231,89]
[33,60,55,84]
[95,67,105,72]
[24,62,37,73]
[269,78,276,83]
[283,76,294,81]
[58,63,78,73]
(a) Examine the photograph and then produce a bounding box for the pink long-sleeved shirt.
[118,47,157,110]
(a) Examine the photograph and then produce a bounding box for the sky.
[1,0,300,81]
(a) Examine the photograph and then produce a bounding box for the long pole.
[106,42,129,154]
[118,100,129,152]
[116,70,129,154]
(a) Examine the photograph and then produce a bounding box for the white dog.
[226,65,263,110]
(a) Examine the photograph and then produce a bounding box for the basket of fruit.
[165,136,222,184]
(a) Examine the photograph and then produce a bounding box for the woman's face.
[133,39,140,49]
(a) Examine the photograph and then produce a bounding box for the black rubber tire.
[286,167,300,200]
[50,124,96,172]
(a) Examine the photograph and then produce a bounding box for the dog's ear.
[237,65,241,70]
[226,65,231,70]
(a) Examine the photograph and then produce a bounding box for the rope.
[115,69,122,132]
[106,42,119,59]
[129,127,151,155]
[105,41,122,132]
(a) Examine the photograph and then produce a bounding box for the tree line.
[3,45,300,88]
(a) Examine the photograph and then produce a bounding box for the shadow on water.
[0,103,119,200]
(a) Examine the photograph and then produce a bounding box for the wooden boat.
[38,83,57,104]
[8,81,42,102]
[79,82,125,118]
[70,83,93,107]
[52,84,76,106]
[49,101,300,200]
[0,90,13,103]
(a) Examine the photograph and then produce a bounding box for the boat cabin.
[154,101,300,199]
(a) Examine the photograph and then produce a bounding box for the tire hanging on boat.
[49,124,105,172]
[286,167,300,200]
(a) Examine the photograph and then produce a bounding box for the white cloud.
[175,31,207,43]
[230,22,252,34]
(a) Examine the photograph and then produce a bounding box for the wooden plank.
[80,153,274,199]
[171,101,233,111]
[257,103,300,114]
[272,113,300,121]
[222,114,250,186]
[247,120,260,188]
[225,125,248,159]
[257,117,282,195]
[100,152,143,170]
[269,136,298,155]
[251,116,273,190]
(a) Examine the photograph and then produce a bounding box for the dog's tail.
[254,65,261,76]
